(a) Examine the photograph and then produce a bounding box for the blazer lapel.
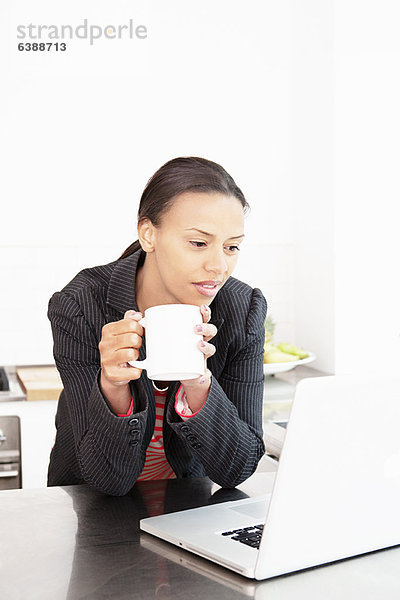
[106,250,145,317]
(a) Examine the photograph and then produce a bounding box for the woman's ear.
[137,219,156,252]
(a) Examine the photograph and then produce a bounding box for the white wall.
[290,0,335,373]
[3,1,397,375]
[1,0,295,366]
[289,0,400,375]
[333,0,400,374]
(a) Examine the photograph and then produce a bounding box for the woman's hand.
[181,304,217,413]
[99,311,144,413]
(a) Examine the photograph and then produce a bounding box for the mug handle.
[128,317,146,369]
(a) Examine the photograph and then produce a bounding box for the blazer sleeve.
[48,291,148,495]
[167,287,267,488]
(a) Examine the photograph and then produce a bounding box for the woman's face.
[142,192,245,307]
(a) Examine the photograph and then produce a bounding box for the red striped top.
[137,388,176,481]
[117,385,206,481]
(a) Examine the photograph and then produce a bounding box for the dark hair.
[119,156,249,259]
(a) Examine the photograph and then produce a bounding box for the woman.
[48,157,267,496]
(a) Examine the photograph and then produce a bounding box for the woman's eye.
[190,241,207,248]
[225,245,240,254]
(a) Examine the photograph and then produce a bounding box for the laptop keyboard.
[220,524,264,549]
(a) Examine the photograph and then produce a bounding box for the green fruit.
[277,342,309,359]
[264,349,296,363]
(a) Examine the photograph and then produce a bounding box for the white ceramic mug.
[128,304,205,381]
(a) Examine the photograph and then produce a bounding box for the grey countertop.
[1,472,400,599]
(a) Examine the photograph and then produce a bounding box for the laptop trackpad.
[229,499,268,520]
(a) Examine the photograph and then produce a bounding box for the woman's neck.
[135,259,148,314]
[135,253,168,313]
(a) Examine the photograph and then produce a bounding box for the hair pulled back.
[119,156,249,259]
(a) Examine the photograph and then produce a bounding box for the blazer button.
[181,425,190,434]
[129,440,139,447]
[186,434,196,442]
[193,443,203,449]
[128,418,139,426]
[129,430,140,438]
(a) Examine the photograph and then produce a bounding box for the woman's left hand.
[196,303,217,358]
[181,304,217,413]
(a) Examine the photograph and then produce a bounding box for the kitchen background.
[1,1,399,374]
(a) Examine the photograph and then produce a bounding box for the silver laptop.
[140,375,400,579]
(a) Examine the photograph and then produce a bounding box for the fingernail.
[201,304,210,312]
[199,376,206,384]
[196,324,203,332]
[127,311,142,320]
[200,341,206,347]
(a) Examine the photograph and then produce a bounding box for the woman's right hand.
[98,311,144,411]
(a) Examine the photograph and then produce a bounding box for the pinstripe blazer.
[47,249,267,496]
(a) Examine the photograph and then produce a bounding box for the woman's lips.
[193,281,222,297]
